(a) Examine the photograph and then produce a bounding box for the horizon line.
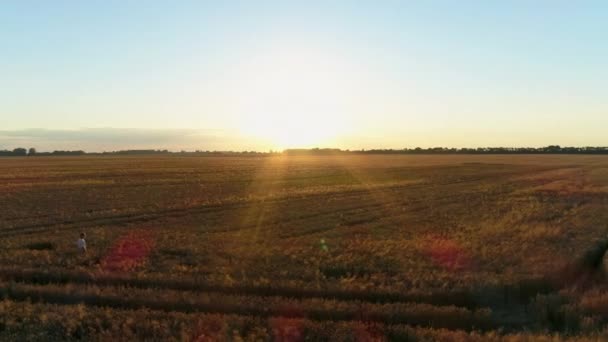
[3,145,608,156]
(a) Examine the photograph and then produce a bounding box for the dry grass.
[1,154,608,340]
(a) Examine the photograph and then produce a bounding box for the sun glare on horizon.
[228,44,360,150]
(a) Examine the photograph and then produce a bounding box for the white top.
[77,238,86,249]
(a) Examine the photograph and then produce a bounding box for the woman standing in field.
[77,233,87,254]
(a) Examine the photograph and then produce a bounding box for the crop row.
[0,267,478,308]
[0,280,495,331]
[3,299,598,341]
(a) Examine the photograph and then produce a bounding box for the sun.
[229,45,356,149]
[242,115,338,149]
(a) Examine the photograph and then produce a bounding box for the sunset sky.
[1,1,607,151]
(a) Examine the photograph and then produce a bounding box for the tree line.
[286,146,608,155]
[1,145,607,157]
[0,148,85,156]
[0,148,269,157]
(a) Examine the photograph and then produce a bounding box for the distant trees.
[284,148,343,155]
[349,146,608,155]
[284,146,608,155]
[106,149,170,155]
[12,148,27,156]
[0,148,84,156]
[0,146,607,157]
[0,148,28,156]
[49,150,86,156]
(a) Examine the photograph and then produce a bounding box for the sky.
[1,1,607,151]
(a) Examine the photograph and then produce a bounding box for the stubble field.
[1,154,608,341]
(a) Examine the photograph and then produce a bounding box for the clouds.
[0,128,244,152]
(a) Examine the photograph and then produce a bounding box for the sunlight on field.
[1,155,608,340]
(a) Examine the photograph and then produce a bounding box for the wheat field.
[1,154,608,340]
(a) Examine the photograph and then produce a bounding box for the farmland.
[1,154,608,340]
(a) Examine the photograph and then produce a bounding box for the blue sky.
[1,1,607,151]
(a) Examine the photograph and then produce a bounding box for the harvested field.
[1,154,608,340]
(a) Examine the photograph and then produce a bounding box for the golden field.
[1,154,608,341]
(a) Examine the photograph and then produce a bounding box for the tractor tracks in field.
[0,177,523,238]
[0,267,476,309]
[0,264,573,332]
[0,184,399,235]
[0,266,548,331]
[0,283,495,331]
[0,193,384,237]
